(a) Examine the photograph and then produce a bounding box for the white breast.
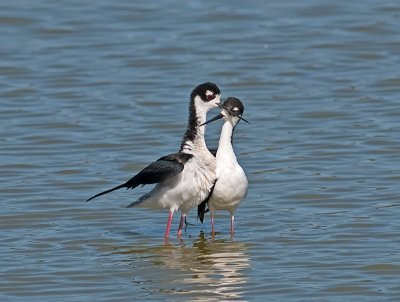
[208,160,248,213]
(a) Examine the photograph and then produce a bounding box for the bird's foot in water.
[184,216,195,227]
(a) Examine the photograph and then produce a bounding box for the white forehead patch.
[206,90,213,96]
[233,107,239,112]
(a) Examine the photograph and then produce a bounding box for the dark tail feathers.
[197,200,209,223]
[86,183,127,202]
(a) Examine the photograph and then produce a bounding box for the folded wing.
[86,153,193,202]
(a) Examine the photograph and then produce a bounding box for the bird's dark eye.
[206,93,214,101]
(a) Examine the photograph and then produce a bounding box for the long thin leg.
[211,211,215,235]
[177,212,186,236]
[230,214,235,239]
[165,210,174,238]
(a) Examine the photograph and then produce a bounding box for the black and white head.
[201,97,249,127]
[190,82,221,112]
[180,82,222,148]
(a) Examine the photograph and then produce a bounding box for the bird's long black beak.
[238,115,250,124]
[200,103,250,126]
[200,113,224,126]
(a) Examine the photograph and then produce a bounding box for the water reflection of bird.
[198,97,249,237]
[114,233,250,301]
[86,83,221,238]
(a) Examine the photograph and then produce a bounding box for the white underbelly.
[133,157,216,212]
[208,165,248,212]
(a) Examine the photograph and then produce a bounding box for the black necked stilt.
[86,82,221,238]
[197,97,249,237]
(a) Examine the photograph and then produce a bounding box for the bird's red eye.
[206,93,214,100]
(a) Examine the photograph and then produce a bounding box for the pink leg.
[211,211,215,235]
[230,215,235,237]
[165,210,174,238]
[177,212,186,236]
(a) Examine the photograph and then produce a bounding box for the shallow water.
[1,0,400,301]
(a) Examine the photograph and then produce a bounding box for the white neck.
[196,102,208,142]
[216,120,237,164]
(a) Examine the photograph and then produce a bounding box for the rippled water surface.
[1,0,400,301]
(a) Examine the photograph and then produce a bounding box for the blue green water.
[1,0,399,301]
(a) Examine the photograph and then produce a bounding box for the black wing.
[208,148,217,157]
[86,152,193,202]
[195,148,217,222]
[197,181,216,223]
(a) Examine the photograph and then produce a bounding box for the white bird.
[197,97,249,237]
[86,82,221,238]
